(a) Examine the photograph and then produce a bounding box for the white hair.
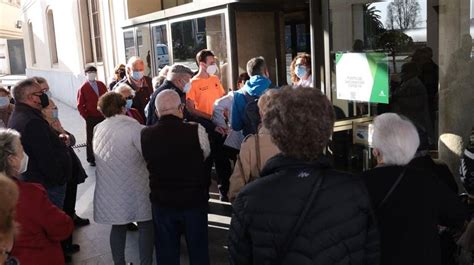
[372,113,420,166]
[114,83,135,96]
[126,56,143,70]
[155,89,181,117]
[166,64,194,81]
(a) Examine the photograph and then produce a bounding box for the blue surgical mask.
[0,96,9,107]
[131,71,144,81]
[52,109,59,119]
[295,65,307,79]
[183,81,191,93]
[125,99,133,110]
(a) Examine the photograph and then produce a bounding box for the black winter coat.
[361,165,467,265]
[229,154,380,265]
[8,103,72,188]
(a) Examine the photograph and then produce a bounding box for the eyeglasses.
[1,248,19,265]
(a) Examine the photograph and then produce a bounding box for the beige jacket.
[228,127,280,202]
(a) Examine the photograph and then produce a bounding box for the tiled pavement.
[56,99,231,265]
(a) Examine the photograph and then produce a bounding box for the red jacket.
[11,180,74,265]
[127,108,145,125]
[77,80,107,119]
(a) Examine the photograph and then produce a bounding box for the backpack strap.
[377,166,408,210]
[255,133,261,176]
[276,170,325,264]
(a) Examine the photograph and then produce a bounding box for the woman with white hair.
[361,113,467,265]
[114,83,145,124]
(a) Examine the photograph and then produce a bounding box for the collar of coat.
[260,153,332,177]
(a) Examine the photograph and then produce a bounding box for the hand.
[59,133,71,146]
[215,126,228,136]
[51,119,65,133]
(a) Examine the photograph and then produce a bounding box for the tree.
[386,0,421,30]
[364,4,386,48]
[376,30,414,73]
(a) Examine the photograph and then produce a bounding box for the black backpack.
[242,91,261,136]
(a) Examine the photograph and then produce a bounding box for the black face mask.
[118,69,126,79]
[39,93,49,108]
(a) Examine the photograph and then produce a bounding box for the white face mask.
[0,96,9,107]
[87,72,97,81]
[18,152,29,174]
[206,64,218,75]
[182,80,191,93]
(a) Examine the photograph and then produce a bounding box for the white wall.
[21,0,129,107]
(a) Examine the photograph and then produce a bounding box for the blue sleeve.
[231,93,243,131]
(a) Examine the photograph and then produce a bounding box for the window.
[46,9,58,64]
[171,14,229,90]
[152,24,169,73]
[28,21,36,65]
[90,0,102,62]
[137,24,152,77]
[79,0,102,63]
[123,30,136,62]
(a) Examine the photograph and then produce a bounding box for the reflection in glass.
[152,24,169,73]
[137,25,152,77]
[171,14,229,90]
[124,31,136,62]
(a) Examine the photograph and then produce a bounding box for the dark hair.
[246,57,267,77]
[85,65,98,73]
[290,53,311,84]
[12,78,39,103]
[263,86,334,160]
[235,72,250,90]
[98,92,125,118]
[195,49,215,67]
[32,76,47,85]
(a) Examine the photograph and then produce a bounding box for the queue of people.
[0,47,472,265]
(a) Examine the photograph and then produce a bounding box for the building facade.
[0,0,25,76]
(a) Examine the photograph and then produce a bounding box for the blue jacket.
[231,75,271,131]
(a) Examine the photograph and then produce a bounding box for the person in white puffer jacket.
[93,92,153,265]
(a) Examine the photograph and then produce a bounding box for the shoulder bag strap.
[255,133,261,176]
[236,154,248,185]
[276,170,325,264]
[377,166,408,210]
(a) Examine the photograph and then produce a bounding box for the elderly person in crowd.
[290,53,313,87]
[109,63,126,91]
[0,128,74,265]
[0,86,14,128]
[146,63,194,126]
[227,89,280,202]
[153,65,171,90]
[42,97,89,258]
[93,92,153,265]
[361,113,467,265]
[115,83,145,124]
[8,78,72,209]
[141,90,210,264]
[113,56,153,119]
[0,174,18,265]
[229,86,379,265]
[77,65,108,166]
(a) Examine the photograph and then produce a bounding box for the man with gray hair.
[231,56,272,136]
[113,56,153,119]
[141,89,211,264]
[8,78,71,209]
[146,63,194,125]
